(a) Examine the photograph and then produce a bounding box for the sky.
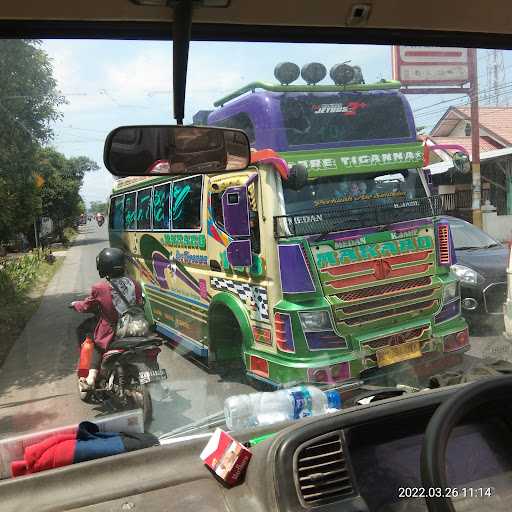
[41,40,512,205]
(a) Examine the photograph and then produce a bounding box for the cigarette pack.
[200,428,251,486]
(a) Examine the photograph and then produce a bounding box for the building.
[428,106,512,228]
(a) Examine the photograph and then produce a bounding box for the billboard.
[392,46,469,86]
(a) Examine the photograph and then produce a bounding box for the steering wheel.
[420,375,512,512]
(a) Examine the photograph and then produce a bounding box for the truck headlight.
[299,310,332,331]
[451,264,481,285]
[442,281,459,303]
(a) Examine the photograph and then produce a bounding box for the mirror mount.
[172,0,193,125]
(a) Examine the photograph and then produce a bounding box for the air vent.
[295,432,354,506]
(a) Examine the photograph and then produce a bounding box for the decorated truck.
[109,62,469,386]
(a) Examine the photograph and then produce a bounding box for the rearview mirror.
[452,151,471,174]
[104,125,251,176]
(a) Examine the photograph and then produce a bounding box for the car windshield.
[1,39,511,448]
[449,219,501,249]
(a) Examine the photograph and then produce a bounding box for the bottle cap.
[325,389,342,410]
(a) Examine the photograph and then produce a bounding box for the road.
[0,224,510,439]
[0,223,253,439]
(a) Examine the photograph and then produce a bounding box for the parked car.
[444,216,509,332]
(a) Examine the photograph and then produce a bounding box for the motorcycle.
[73,310,167,428]
[97,216,105,227]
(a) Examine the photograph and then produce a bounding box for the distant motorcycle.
[72,309,167,428]
[96,215,105,227]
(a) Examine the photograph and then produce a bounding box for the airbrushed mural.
[136,234,210,348]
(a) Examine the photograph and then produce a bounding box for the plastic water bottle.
[224,385,342,431]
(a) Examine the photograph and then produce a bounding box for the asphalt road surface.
[0,223,253,439]
[0,223,510,440]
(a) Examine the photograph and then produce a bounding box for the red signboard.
[392,46,469,86]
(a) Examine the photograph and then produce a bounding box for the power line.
[413,79,512,122]
[411,58,512,116]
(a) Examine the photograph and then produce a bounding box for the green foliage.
[0,40,65,241]
[0,40,99,245]
[63,227,78,244]
[37,147,97,236]
[89,201,108,214]
[0,250,47,303]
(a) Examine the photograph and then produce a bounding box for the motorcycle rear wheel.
[132,383,153,429]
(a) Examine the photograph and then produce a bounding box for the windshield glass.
[449,218,501,249]
[283,169,427,214]
[0,39,510,448]
[281,92,413,147]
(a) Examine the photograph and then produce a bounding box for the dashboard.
[2,385,512,512]
[350,416,512,511]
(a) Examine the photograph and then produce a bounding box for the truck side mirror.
[452,151,471,174]
[286,164,308,191]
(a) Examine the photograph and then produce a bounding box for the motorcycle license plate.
[139,369,168,385]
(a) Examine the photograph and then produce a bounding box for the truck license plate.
[376,341,422,368]
[139,369,168,384]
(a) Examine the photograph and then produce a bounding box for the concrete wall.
[482,210,512,241]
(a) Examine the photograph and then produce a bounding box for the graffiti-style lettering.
[359,245,379,260]
[338,247,358,263]
[417,236,433,250]
[380,241,399,256]
[398,238,415,253]
[164,233,207,250]
[172,184,191,221]
[317,251,337,269]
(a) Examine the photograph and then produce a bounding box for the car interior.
[1,2,512,512]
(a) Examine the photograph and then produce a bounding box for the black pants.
[77,316,104,370]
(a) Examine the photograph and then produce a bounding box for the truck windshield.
[281,93,412,147]
[283,168,428,216]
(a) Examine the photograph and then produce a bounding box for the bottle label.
[291,387,313,419]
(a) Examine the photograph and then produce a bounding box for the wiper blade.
[456,246,483,250]
[159,410,225,441]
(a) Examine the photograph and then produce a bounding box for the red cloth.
[11,433,76,477]
[73,279,142,350]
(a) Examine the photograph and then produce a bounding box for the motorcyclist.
[71,248,143,391]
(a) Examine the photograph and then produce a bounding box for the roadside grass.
[0,255,64,368]
[63,227,78,247]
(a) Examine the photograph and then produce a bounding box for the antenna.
[486,49,507,106]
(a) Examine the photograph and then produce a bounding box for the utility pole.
[33,219,39,251]
[486,49,507,105]
[469,48,482,227]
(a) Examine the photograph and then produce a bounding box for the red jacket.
[73,279,142,350]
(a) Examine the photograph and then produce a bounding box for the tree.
[0,40,65,241]
[89,201,108,215]
[36,148,98,240]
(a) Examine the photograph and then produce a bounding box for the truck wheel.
[208,306,246,379]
